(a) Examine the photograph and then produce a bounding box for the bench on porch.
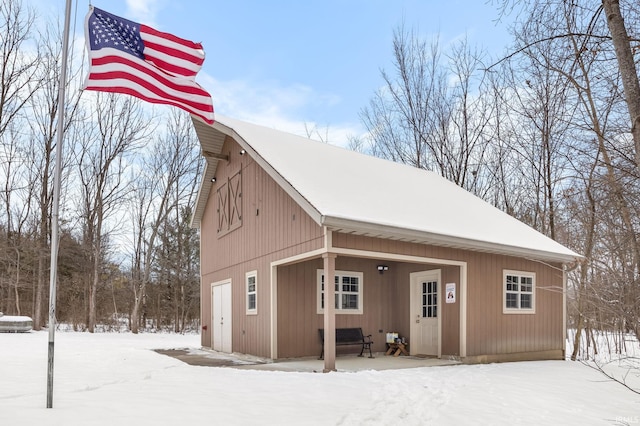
[318,327,374,359]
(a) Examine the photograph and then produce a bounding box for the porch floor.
[236,354,461,372]
[155,348,461,372]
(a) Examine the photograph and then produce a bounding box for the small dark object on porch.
[318,328,374,359]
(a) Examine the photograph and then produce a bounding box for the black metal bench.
[318,327,374,359]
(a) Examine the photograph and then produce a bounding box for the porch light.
[377,265,389,274]
[240,149,246,155]
[211,177,217,183]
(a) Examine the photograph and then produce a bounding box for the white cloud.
[198,72,365,148]
[125,0,165,26]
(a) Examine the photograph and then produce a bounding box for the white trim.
[316,269,364,315]
[211,278,231,288]
[245,270,257,315]
[330,247,467,266]
[460,263,467,358]
[502,270,536,314]
[270,264,278,359]
[271,248,326,267]
[562,267,567,354]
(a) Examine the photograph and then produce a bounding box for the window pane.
[342,294,358,309]
[506,293,518,308]
[432,306,437,318]
[520,294,532,309]
[248,294,256,310]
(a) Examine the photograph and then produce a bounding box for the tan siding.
[330,233,564,358]
[465,254,564,357]
[441,265,460,356]
[278,258,410,358]
[200,273,212,348]
[200,145,564,360]
[199,136,324,356]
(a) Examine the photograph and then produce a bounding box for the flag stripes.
[83,6,214,124]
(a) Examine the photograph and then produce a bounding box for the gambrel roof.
[192,116,581,263]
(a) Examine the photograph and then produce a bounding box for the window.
[246,271,257,315]
[316,270,363,315]
[503,270,535,314]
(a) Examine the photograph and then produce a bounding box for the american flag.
[83,6,214,124]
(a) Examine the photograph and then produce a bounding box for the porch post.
[322,252,337,372]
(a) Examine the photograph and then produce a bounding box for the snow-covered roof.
[192,116,581,263]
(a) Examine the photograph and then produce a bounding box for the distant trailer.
[0,313,33,333]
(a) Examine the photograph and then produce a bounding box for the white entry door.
[410,270,441,356]
[212,282,232,353]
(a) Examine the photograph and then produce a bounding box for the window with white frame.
[246,271,257,314]
[503,270,535,314]
[316,270,363,315]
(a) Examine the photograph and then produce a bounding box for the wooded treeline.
[1,0,639,355]
[358,0,640,359]
[0,0,201,332]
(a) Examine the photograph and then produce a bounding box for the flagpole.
[47,0,72,409]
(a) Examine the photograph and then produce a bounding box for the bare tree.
[602,0,640,169]
[500,0,640,355]
[76,93,151,332]
[28,15,83,329]
[0,0,39,137]
[0,0,39,320]
[128,111,200,333]
[361,27,494,194]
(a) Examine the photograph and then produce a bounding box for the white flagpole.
[47,0,73,409]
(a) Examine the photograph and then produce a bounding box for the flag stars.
[88,9,144,59]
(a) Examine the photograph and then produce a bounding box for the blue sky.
[39,0,512,144]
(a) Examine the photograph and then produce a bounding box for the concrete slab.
[154,347,460,372]
[234,354,460,372]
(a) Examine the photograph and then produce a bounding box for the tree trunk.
[13,247,20,315]
[602,0,640,169]
[88,248,99,332]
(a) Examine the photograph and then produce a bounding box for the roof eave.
[322,215,583,264]
[190,117,323,229]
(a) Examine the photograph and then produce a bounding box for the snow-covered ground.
[0,331,638,425]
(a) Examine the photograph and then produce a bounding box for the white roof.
[192,116,581,263]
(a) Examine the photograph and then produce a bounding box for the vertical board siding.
[441,265,460,356]
[200,136,324,358]
[331,234,564,358]
[201,140,565,360]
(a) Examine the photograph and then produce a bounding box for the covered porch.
[269,245,467,372]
